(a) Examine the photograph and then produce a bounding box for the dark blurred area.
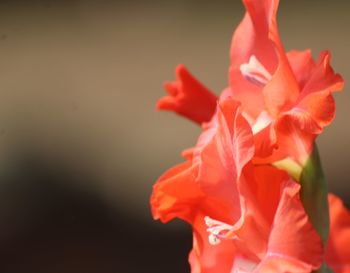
[0,153,192,272]
[0,0,348,272]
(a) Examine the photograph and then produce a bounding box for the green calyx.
[300,144,330,245]
[273,144,332,272]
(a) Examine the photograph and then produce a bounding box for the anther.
[204,216,239,245]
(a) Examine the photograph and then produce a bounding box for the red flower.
[228,0,344,165]
[151,0,347,272]
[151,98,323,272]
[158,0,343,167]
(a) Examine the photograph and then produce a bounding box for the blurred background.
[0,0,348,272]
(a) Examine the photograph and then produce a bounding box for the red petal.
[281,89,335,135]
[262,19,300,118]
[229,0,300,118]
[249,256,313,273]
[287,49,315,90]
[150,160,202,223]
[229,0,278,118]
[325,194,350,273]
[302,51,344,96]
[196,98,254,223]
[265,89,335,164]
[234,165,288,257]
[267,180,323,270]
[151,98,255,225]
[287,50,343,128]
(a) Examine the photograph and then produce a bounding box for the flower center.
[240,55,272,86]
[204,216,240,245]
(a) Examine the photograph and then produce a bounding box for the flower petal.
[248,255,314,273]
[196,98,254,223]
[229,0,300,118]
[229,0,277,118]
[269,89,335,164]
[151,98,255,225]
[287,49,315,90]
[302,51,344,96]
[325,194,350,273]
[267,180,323,270]
[281,89,335,135]
[262,20,300,118]
[150,160,202,223]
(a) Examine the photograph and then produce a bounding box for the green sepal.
[300,144,330,244]
[313,263,334,273]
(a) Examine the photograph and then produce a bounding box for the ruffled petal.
[302,51,344,97]
[229,0,279,118]
[233,165,287,258]
[196,98,254,223]
[150,160,202,223]
[282,89,335,135]
[248,255,313,273]
[287,49,315,90]
[229,174,323,273]
[285,50,343,106]
[264,52,341,164]
[286,50,342,135]
[266,180,323,270]
[233,252,313,273]
[229,0,300,119]
[151,98,255,225]
[230,0,279,72]
[157,65,217,124]
[325,194,350,273]
[262,47,300,118]
[265,89,335,165]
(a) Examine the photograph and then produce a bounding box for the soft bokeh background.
[0,0,348,272]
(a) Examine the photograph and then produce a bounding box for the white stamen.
[240,55,272,86]
[204,216,239,245]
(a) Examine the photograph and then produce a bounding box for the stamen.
[240,55,272,86]
[204,216,239,245]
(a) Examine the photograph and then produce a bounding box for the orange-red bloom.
[228,0,343,166]
[151,0,347,272]
[157,0,343,167]
[152,98,323,272]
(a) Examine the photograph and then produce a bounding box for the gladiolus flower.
[157,0,343,168]
[228,0,344,167]
[150,0,348,272]
[152,98,323,272]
